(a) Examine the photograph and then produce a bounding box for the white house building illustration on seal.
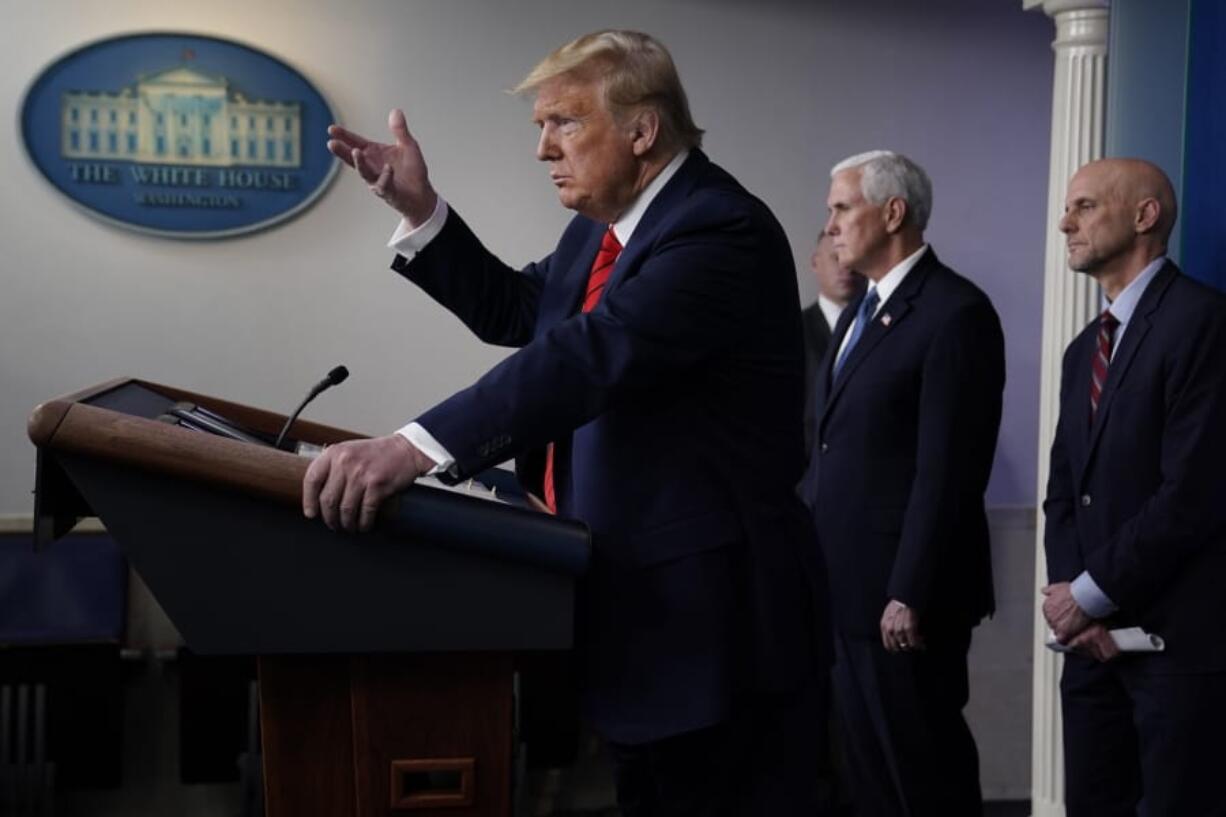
[60,64,301,168]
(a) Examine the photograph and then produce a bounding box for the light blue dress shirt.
[1070,256,1166,618]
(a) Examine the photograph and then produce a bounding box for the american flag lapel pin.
[880,313,893,327]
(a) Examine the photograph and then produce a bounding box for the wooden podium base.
[259,653,514,817]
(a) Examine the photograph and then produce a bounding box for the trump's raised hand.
[327,109,438,225]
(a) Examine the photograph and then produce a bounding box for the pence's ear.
[883,196,909,234]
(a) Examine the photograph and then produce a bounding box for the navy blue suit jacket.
[1044,263,1226,672]
[801,301,834,460]
[393,150,829,743]
[802,249,1004,637]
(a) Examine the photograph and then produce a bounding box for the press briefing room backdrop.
[1,0,1220,814]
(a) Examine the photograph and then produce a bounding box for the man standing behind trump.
[802,150,1005,817]
[300,30,831,817]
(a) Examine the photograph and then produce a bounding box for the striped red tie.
[544,227,623,513]
[1089,309,1119,424]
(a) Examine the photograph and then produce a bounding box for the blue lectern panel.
[1182,0,1226,293]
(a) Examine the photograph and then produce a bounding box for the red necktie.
[1089,309,1119,424]
[543,227,623,513]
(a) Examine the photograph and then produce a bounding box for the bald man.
[1042,158,1226,816]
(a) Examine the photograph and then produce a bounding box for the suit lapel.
[1064,328,1095,471]
[819,249,934,425]
[599,151,707,298]
[818,305,858,419]
[814,305,853,425]
[1084,263,1178,464]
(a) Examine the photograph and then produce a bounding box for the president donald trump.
[301,30,830,817]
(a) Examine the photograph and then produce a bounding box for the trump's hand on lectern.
[326,108,438,226]
[303,434,435,533]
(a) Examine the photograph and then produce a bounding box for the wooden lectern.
[27,379,590,817]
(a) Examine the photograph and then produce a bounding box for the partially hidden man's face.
[532,74,640,223]
[1060,164,1137,275]
[812,237,863,306]
[824,168,890,275]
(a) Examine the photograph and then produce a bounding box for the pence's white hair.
[832,150,933,231]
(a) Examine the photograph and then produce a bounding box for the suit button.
[820,442,829,454]
[1080,494,1092,507]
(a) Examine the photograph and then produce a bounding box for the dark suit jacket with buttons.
[1044,262,1226,672]
[393,150,830,744]
[801,248,1004,637]
[801,301,833,460]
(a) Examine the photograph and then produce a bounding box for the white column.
[1022,2,1109,816]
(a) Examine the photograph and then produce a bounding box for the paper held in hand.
[1045,626,1165,654]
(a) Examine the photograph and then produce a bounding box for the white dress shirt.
[817,294,844,333]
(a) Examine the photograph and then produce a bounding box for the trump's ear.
[628,108,660,157]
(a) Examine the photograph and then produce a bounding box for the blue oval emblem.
[20,33,338,239]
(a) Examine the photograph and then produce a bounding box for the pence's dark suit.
[1044,262,1226,817]
[802,247,1004,817]
[802,301,834,458]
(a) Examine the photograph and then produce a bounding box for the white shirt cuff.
[1070,570,1118,619]
[396,422,454,476]
[387,197,450,262]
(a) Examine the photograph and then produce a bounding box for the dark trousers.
[607,675,831,817]
[1061,654,1226,817]
[831,628,982,817]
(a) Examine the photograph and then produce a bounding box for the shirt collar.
[611,150,689,246]
[867,244,929,313]
[1105,256,1165,326]
[817,294,846,331]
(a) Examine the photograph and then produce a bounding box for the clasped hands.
[1042,582,1119,663]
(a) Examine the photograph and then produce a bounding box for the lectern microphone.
[275,365,349,450]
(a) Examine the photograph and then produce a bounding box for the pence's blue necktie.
[833,287,879,377]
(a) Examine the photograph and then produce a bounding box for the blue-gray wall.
[1105,0,1190,263]
[1106,0,1226,293]
[803,1,1054,506]
[0,0,1054,516]
[1182,0,1226,291]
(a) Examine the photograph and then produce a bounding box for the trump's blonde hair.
[514,30,704,152]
